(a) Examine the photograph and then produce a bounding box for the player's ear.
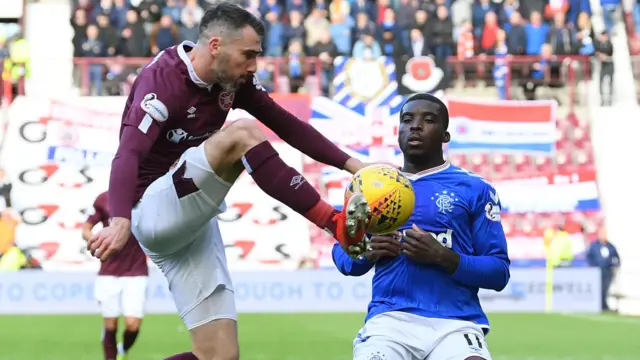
[442,131,450,144]
[208,37,221,56]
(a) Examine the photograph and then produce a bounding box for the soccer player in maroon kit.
[87,4,371,360]
[83,191,148,360]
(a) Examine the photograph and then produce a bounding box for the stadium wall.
[0,267,601,314]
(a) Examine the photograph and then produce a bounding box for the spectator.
[489,29,509,100]
[73,0,95,17]
[376,0,392,24]
[91,0,114,25]
[480,11,499,54]
[380,8,397,39]
[600,0,620,35]
[150,15,179,55]
[117,10,147,57]
[499,0,520,30]
[264,11,285,57]
[329,12,354,55]
[285,11,305,47]
[519,0,546,20]
[352,33,382,60]
[506,11,527,55]
[566,0,592,28]
[284,39,306,92]
[309,30,338,95]
[411,10,431,43]
[409,28,430,57]
[451,0,472,42]
[472,0,495,38]
[396,0,418,49]
[380,29,402,57]
[544,0,569,21]
[431,5,454,65]
[180,11,200,43]
[287,0,308,16]
[353,12,375,44]
[547,12,575,55]
[181,0,204,26]
[525,11,549,55]
[261,0,283,18]
[351,0,377,25]
[246,0,261,18]
[104,56,138,95]
[81,24,106,95]
[595,31,614,106]
[304,8,330,48]
[162,0,183,25]
[137,0,163,28]
[456,20,475,60]
[111,0,129,30]
[633,0,640,35]
[524,43,553,100]
[329,0,351,20]
[255,58,275,92]
[586,227,620,312]
[71,9,89,58]
[96,13,118,56]
[575,12,595,56]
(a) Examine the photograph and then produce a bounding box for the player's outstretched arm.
[449,185,511,291]
[88,72,172,261]
[234,79,365,174]
[331,242,374,276]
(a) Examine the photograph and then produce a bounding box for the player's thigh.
[353,336,419,360]
[132,143,233,255]
[202,118,265,184]
[160,220,233,324]
[94,276,123,318]
[187,286,239,360]
[427,329,492,360]
[120,276,148,319]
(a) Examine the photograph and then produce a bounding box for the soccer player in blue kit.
[332,93,511,360]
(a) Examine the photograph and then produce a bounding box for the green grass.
[1,313,640,359]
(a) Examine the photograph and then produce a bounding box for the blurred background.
[1,0,640,359]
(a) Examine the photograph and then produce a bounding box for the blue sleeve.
[586,244,597,266]
[451,183,510,291]
[331,242,374,276]
[611,244,620,266]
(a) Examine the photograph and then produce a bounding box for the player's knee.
[207,118,266,156]
[124,317,141,332]
[464,357,488,360]
[103,318,118,332]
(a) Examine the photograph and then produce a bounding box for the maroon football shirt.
[109,41,350,221]
[87,192,148,276]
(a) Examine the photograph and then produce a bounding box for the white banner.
[1,97,310,269]
[0,268,601,314]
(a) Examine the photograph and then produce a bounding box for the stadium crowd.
[62,0,620,96]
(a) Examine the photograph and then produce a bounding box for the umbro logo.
[187,106,196,119]
[290,175,306,189]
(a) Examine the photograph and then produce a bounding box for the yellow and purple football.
[345,164,415,235]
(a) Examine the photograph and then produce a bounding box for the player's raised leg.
[202,118,370,249]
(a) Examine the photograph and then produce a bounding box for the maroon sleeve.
[109,69,176,220]
[233,75,350,170]
[86,197,103,226]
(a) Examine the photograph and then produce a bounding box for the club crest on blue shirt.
[432,190,458,214]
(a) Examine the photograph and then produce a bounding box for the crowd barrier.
[0,267,601,314]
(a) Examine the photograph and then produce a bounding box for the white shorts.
[353,312,492,360]
[131,143,236,329]
[94,276,148,319]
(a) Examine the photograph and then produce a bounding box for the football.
[345,164,416,235]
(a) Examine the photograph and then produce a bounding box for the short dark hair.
[401,93,450,130]
[199,3,265,40]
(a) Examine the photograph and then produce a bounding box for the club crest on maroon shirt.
[218,91,235,111]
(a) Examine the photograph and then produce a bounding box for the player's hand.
[362,232,403,262]
[402,224,447,265]
[87,217,131,262]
